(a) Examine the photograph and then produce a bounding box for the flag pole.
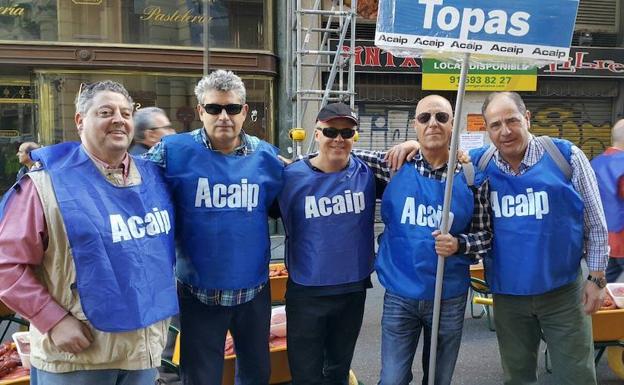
[427,52,471,385]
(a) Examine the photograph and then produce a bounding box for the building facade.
[0,0,276,192]
[314,0,624,157]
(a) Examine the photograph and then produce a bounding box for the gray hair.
[481,91,527,117]
[194,70,246,105]
[75,80,133,115]
[613,119,624,145]
[134,107,167,141]
[20,141,40,153]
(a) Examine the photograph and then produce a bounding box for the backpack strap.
[477,145,497,172]
[536,136,572,180]
[462,162,475,187]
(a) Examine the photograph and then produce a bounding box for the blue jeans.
[31,367,157,385]
[378,291,467,385]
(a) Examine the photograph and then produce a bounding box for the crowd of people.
[0,69,620,385]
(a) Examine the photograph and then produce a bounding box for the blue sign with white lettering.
[375,0,579,62]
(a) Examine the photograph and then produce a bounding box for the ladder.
[287,0,358,154]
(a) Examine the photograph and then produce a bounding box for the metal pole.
[296,0,303,128]
[427,52,471,385]
[203,0,211,76]
[348,0,356,111]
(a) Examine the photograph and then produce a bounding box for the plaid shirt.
[352,149,492,257]
[490,136,609,272]
[144,128,265,306]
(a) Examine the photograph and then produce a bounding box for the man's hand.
[583,279,605,315]
[432,230,459,257]
[457,149,471,164]
[278,155,293,165]
[49,314,94,354]
[384,140,419,171]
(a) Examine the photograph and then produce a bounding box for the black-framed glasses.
[317,127,356,139]
[202,103,243,115]
[416,112,450,124]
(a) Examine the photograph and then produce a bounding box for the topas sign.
[420,0,530,41]
[375,0,579,62]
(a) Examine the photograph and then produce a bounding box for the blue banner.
[375,0,579,62]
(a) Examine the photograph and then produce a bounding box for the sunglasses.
[202,103,244,115]
[317,127,356,139]
[416,112,450,124]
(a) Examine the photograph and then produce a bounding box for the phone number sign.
[421,59,537,91]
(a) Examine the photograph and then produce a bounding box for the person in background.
[129,107,175,155]
[591,118,624,283]
[16,141,40,180]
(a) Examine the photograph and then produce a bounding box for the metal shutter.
[355,103,418,151]
[524,97,614,159]
[575,0,620,33]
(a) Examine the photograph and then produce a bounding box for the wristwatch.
[587,274,607,289]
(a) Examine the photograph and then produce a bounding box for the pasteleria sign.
[375,0,579,62]
[422,59,537,91]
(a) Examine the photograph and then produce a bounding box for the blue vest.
[591,151,624,233]
[163,134,284,290]
[279,156,376,286]
[376,162,476,300]
[471,139,584,295]
[30,142,177,332]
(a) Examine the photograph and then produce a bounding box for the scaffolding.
[286,0,358,153]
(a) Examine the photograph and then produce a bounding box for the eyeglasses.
[202,103,243,115]
[416,112,450,124]
[149,125,173,131]
[317,127,356,139]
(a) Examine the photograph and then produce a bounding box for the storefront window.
[0,83,36,193]
[36,71,273,146]
[0,0,272,51]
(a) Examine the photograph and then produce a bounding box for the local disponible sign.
[422,59,537,91]
[375,0,579,62]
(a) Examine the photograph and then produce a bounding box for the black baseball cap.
[316,103,358,125]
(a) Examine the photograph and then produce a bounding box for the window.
[1,0,272,51]
[36,71,274,145]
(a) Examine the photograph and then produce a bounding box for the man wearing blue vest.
[145,70,283,385]
[372,95,492,385]
[0,81,178,385]
[591,119,624,283]
[278,103,379,385]
[471,91,608,385]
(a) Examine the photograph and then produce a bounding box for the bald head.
[613,119,624,149]
[416,95,453,118]
[414,95,454,154]
[17,141,40,167]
